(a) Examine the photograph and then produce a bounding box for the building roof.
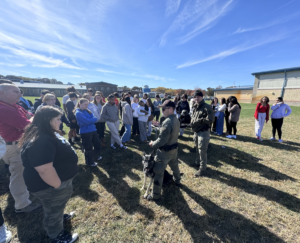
[13,82,86,90]
[252,66,300,75]
[85,81,117,86]
[213,85,253,92]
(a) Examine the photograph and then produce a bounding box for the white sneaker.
[269,137,276,141]
[226,135,232,139]
[97,156,102,160]
[0,223,12,243]
[278,139,283,143]
[232,135,236,139]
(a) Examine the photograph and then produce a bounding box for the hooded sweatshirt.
[271,103,292,119]
[88,103,100,122]
[101,102,119,122]
[75,109,97,134]
[137,105,150,122]
[121,101,133,125]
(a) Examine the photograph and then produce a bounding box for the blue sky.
[0,0,299,90]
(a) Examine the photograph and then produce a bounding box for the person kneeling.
[19,106,78,243]
[75,98,102,166]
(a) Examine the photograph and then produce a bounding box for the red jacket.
[254,103,270,122]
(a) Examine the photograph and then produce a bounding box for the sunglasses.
[162,107,171,112]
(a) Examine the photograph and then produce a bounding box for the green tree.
[206,87,214,96]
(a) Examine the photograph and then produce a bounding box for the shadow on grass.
[205,168,300,213]
[161,184,285,243]
[179,141,295,182]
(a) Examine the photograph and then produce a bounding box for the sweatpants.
[32,178,73,239]
[151,149,181,199]
[228,120,237,135]
[2,143,31,210]
[138,120,147,141]
[147,121,152,136]
[272,118,284,139]
[95,122,105,139]
[106,120,122,145]
[0,208,4,226]
[132,117,140,135]
[255,112,266,138]
[194,130,210,171]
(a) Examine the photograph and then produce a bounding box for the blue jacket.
[75,109,97,134]
[271,103,292,119]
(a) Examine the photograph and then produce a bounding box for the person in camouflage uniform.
[191,90,214,177]
[148,100,181,201]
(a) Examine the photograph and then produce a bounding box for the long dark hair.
[19,106,62,148]
[211,97,219,105]
[260,96,269,104]
[221,98,226,105]
[146,98,154,111]
[230,97,241,109]
[73,98,92,114]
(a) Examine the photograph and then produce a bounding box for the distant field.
[1,97,299,242]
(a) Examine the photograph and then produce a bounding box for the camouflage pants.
[151,149,181,199]
[31,178,73,239]
[193,130,210,171]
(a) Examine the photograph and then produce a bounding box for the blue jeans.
[216,112,225,135]
[122,124,131,143]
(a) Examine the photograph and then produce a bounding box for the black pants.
[225,115,230,132]
[0,208,4,226]
[81,131,101,165]
[228,120,237,135]
[95,122,105,139]
[132,117,140,135]
[212,117,218,131]
[271,118,283,139]
[154,110,160,121]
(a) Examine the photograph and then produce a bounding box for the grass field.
[1,97,300,242]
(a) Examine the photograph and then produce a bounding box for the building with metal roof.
[213,85,254,103]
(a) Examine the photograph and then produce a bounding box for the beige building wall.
[214,90,253,103]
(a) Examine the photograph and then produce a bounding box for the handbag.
[148,114,154,122]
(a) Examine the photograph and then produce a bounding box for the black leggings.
[154,110,160,121]
[95,122,105,139]
[132,117,140,135]
[0,208,4,226]
[271,118,283,139]
[229,121,237,135]
[212,117,218,131]
[225,115,230,132]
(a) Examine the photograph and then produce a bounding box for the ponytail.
[73,98,92,114]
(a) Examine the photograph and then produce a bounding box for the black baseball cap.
[194,90,203,97]
[161,100,175,109]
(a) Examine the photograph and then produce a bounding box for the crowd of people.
[0,80,293,243]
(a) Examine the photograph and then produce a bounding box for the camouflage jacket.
[191,100,214,132]
[152,114,180,149]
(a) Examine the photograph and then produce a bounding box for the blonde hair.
[42,93,55,103]
[92,94,104,106]
[82,93,90,99]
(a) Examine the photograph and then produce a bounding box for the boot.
[194,170,207,177]
[84,151,97,166]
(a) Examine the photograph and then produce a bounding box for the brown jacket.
[228,104,241,122]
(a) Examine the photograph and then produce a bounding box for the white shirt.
[137,106,150,122]
[218,104,226,112]
[130,97,133,102]
[131,102,139,117]
[0,136,6,159]
[63,94,78,105]
[141,99,147,105]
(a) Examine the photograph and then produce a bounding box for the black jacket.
[33,98,42,112]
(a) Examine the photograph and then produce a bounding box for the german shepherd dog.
[141,150,173,198]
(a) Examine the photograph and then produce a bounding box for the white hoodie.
[131,102,139,118]
[137,105,150,122]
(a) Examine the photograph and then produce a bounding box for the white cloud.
[160,0,233,46]
[177,36,285,68]
[96,69,174,82]
[0,62,25,67]
[165,0,181,17]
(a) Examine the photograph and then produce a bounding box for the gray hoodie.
[121,101,133,125]
[101,102,119,122]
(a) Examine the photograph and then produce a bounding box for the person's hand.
[149,141,153,147]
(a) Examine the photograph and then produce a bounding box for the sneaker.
[217,133,221,136]
[194,170,207,177]
[269,137,276,141]
[232,135,236,139]
[146,194,161,202]
[88,162,98,167]
[259,137,263,141]
[0,223,12,243]
[226,135,232,139]
[97,156,102,161]
[63,212,75,223]
[110,145,116,150]
[51,230,78,243]
[120,145,128,149]
[15,203,42,213]
[278,139,283,143]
